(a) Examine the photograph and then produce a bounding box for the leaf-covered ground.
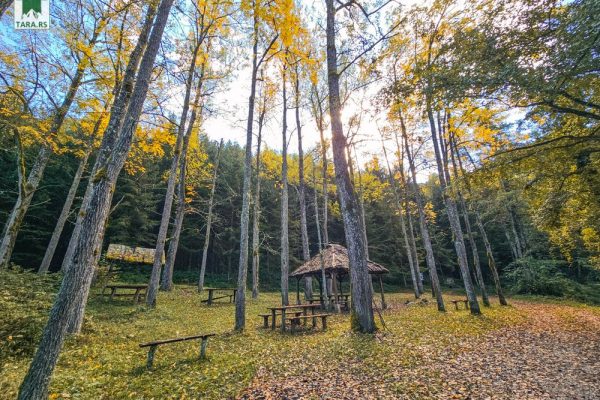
[1,270,599,399]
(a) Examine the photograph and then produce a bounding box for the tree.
[17,1,175,396]
[199,139,224,291]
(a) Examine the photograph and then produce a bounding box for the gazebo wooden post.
[332,271,340,313]
[317,275,324,308]
[296,277,301,305]
[378,275,387,310]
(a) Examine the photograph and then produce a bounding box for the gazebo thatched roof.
[105,244,162,265]
[290,244,389,278]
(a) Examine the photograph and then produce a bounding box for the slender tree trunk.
[405,197,424,294]
[426,104,480,315]
[148,39,202,303]
[295,71,312,299]
[251,96,266,299]
[0,26,101,269]
[235,16,261,331]
[397,116,445,312]
[38,152,89,274]
[325,0,374,332]
[199,139,224,291]
[17,2,174,397]
[319,128,329,246]
[280,68,290,306]
[379,134,420,298]
[312,160,330,310]
[475,214,508,305]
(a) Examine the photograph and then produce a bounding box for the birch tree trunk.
[148,39,202,304]
[326,0,374,332]
[295,71,312,299]
[398,118,445,312]
[0,26,101,269]
[38,152,89,274]
[426,104,480,315]
[476,214,508,305]
[251,98,266,299]
[199,139,224,291]
[17,1,174,397]
[280,68,290,306]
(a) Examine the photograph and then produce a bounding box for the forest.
[0,0,599,399]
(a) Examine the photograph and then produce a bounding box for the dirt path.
[239,302,600,399]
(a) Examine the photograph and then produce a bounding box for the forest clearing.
[1,0,599,398]
[2,271,599,399]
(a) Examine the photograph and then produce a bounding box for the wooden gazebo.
[290,244,389,309]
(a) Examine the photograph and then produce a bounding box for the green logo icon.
[22,0,42,16]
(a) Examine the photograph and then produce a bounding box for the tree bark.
[427,104,480,315]
[235,15,261,331]
[295,71,312,299]
[38,152,90,274]
[17,1,174,398]
[475,214,508,305]
[325,0,374,332]
[251,95,266,299]
[397,116,445,312]
[280,67,290,306]
[199,139,224,291]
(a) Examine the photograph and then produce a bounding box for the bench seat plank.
[139,333,215,348]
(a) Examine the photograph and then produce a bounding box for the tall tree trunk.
[475,214,508,305]
[448,139,490,306]
[17,1,174,398]
[397,115,445,312]
[295,71,312,299]
[199,139,224,291]
[60,4,158,274]
[312,160,330,310]
[325,0,374,332]
[38,152,90,274]
[235,15,261,331]
[379,134,420,298]
[426,104,480,315]
[0,26,102,269]
[319,129,329,246]
[251,95,266,299]
[148,38,202,303]
[280,68,290,307]
[405,196,424,294]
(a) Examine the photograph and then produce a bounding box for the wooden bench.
[201,288,237,306]
[451,299,469,310]
[286,314,331,333]
[259,311,302,328]
[139,333,215,369]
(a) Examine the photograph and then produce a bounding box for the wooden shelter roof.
[290,244,389,278]
[105,244,162,265]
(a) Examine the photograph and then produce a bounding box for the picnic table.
[102,284,148,303]
[266,304,321,332]
[201,287,237,306]
[307,294,350,309]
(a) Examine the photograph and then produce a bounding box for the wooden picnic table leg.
[321,316,327,330]
[200,337,209,359]
[302,308,308,326]
[454,301,459,311]
[207,290,214,306]
[134,288,141,304]
[146,345,157,369]
[110,287,116,302]
[271,309,277,330]
[465,300,469,310]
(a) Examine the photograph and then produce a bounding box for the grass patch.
[2,269,587,399]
